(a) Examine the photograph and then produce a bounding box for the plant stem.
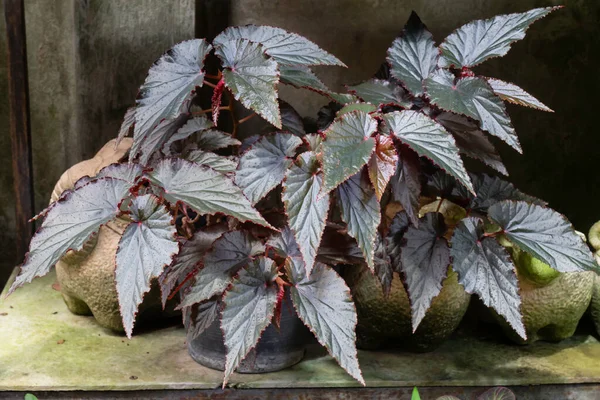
[191,106,231,117]
[436,198,445,213]
[238,113,257,125]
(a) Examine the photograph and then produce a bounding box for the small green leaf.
[425,70,522,153]
[24,395,38,400]
[215,39,281,128]
[368,135,398,201]
[439,7,558,68]
[348,79,411,108]
[412,387,421,400]
[187,150,238,174]
[488,201,599,273]
[486,78,553,112]
[321,111,377,194]
[387,12,439,96]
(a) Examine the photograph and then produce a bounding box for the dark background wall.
[1,0,598,286]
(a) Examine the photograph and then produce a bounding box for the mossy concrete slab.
[2,270,600,391]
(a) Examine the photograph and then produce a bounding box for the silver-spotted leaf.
[96,163,144,184]
[322,111,377,194]
[337,172,381,271]
[488,201,598,272]
[134,39,212,155]
[368,135,398,201]
[451,217,525,339]
[187,150,237,174]
[179,230,265,308]
[215,39,281,128]
[184,298,222,340]
[391,145,422,225]
[286,257,364,385]
[196,129,241,151]
[214,25,344,66]
[149,158,269,227]
[384,110,473,194]
[162,115,214,153]
[235,133,303,205]
[400,212,449,331]
[282,152,330,275]
[387,12,438,96]
[222,257,279,386]
[425,70,521,153]
[116,107,136,146]
[348,79,411,108]
[116,194,179,337]
[486,78,552,112]
[267,225,301,259]
[439,7,557,68]
[133,113,189,164]
[279,65,328,91]
[10,178,133,293]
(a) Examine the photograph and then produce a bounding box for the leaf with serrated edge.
[222,257,279,386]
[337,172,381,270]
[279,65,328,91]
[280,101,306,137]
[283,152,330,275]
[184,298,221,340]
[286,257,364,385]
[116,194,179,337]
[439,7,557,68]
[134,39,212,155]
[401,212,450,331]
[451,216,525,339]
[387,12,438,96]
[9,178,133,293]
[215,39,281,128]
[425,70,521,153]
[488,201,598,272]
[214,25,345,66]
[267,225,301,258]
[196,130,241,151]
[116,107,136,147]
[96,163,143,184]
[179,230,265,308]
[348,79,411,108]
[133,113,189,165]
[163,115,214,154]
[187,150,238,174]
[391,145,422,225]
[317,227,365,266]
[149,159,270,227]
[486,78,553,112]
[322,111,377,194]
[469,174,546,212]
[368,135,398,201]
[235,133,302,205]
[384,110,473,194]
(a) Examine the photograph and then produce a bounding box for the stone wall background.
[1,0,599,285]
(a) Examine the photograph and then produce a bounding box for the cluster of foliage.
[9,6,599,386]
[412,386,515,400]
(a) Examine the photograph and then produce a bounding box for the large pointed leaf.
[215,39,281,128]
[179,230,265,308]
[391,145,422,225]
[187,150,238,174]
[367,135,398,201]
[134,39,212,153]
[282,152,330,275]
[322,111,377,194]
[347,79,411,108]
[132,113,189,164]
[387,12,438,96]
[158,224,228,307]
[279,65,328,91]
[266,225,301,258]
[439,7,557,68]
[486,78,553,112]
[435,112,507,175]
[235,133,303,204]
[451,217,525,339]
[286,257,364,385]
[488,201,598,272]
[162,115,214,154]
[9,178,133,293]
[184,298,221,340]
[149,158,269,227]
[222,257,279,385]
[400,213,449,331]
[384,110,473,193]
[317,227,365,266]
[425,70,521,153]
[214,25,345,66]
[115,194,179,337]
[280,101,306,137]
[96,163,144,183]
[337,173,381,271]
[469,174,545,212]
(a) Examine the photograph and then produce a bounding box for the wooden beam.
[4,0,34,264]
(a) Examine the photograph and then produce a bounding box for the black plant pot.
[187,298,312,373]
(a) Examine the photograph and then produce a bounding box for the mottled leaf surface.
[116,194,178,337]
[215,39,281,128]
[337,173,381,270]
[187,150,237,174]
[391,145,422,225]
[236,133,302,204]
[368,135,398,201]
[184,298,221,340]
[222,257,279,385]
[283,152,330,275]
[400,213,449,330]
[451,217,525,339]
[488,201,598,272]
[149,159,269,227]
[322,111,377,194]
[425,70,521,152]
[439,7,557,68]
[286,258,364,385]
[348,79,411,108]
[387,12,438,95]
[486,78,552,112]
[10,178,132,293]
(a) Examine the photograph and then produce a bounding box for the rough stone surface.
[590,274,600,336]
[344,265,471,351]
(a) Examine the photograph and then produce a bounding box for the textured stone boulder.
[344,264,470,352]
[588,221,600,336]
